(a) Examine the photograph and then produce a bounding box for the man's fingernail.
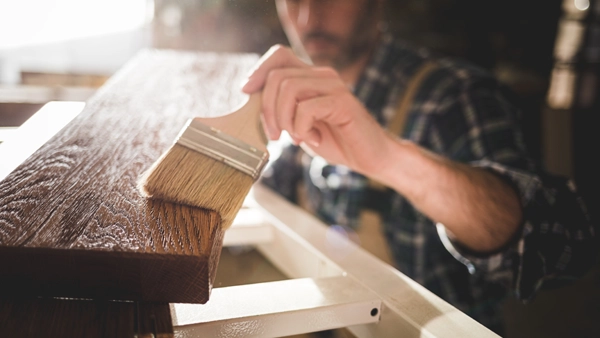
[241,77,254,92]
[308,139,320,147]
[245,65,259,78]
[240,78,249,89]
[266,128,281,141]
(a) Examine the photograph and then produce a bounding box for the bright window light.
[0,0,152,49]
[574,0,590,11]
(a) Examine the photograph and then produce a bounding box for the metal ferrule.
[175,119,268,181]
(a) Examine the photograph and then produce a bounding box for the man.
[241,0,597,334]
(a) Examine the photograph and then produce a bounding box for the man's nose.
[297,0,322,30]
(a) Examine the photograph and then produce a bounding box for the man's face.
[275,0,381,70]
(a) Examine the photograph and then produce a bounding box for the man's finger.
[293,95,338,141]
[242,45,309,93]
[276,77,343,136]
[262,68,329,138]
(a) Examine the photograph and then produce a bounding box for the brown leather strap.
[387,60,438,136]
[359,61,440,260]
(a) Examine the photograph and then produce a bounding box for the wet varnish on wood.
[0,49,259,303]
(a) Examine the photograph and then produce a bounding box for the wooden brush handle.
[192,92,268,153]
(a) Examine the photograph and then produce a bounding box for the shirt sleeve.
[429,69,598,302]
[437,161,597,301]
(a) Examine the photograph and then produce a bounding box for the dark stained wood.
[0,298,173,338]
[0,50,259,303]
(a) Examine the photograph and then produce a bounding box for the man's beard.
[301,8,379,70]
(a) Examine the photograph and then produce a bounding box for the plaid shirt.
[260,33,597,334]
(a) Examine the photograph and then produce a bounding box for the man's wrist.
[367,135,421,199]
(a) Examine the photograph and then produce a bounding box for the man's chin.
[304,52,339,67]
[301,42,361,70]
[303,42,339,66]
[308,56,333,67]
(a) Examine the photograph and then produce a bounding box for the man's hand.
[242,45,393,177]
[243,45,524,254]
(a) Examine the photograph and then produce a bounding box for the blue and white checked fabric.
[260,33,597,334]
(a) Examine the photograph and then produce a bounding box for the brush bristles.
[138,143,255,229]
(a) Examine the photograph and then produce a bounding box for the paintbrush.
[138,92,269,229]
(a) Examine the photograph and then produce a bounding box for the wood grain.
[0,298,173,338]
[0,49,259,303]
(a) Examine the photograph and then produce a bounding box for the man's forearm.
[374,137,523,253]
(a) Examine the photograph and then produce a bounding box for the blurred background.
[0,0,597,213]
[0,0,598,337]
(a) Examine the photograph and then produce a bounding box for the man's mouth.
[303,32,340,50]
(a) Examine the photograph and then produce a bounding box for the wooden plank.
[171,276,381,337]
[0,298,173,338]
[0,49,259,303]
